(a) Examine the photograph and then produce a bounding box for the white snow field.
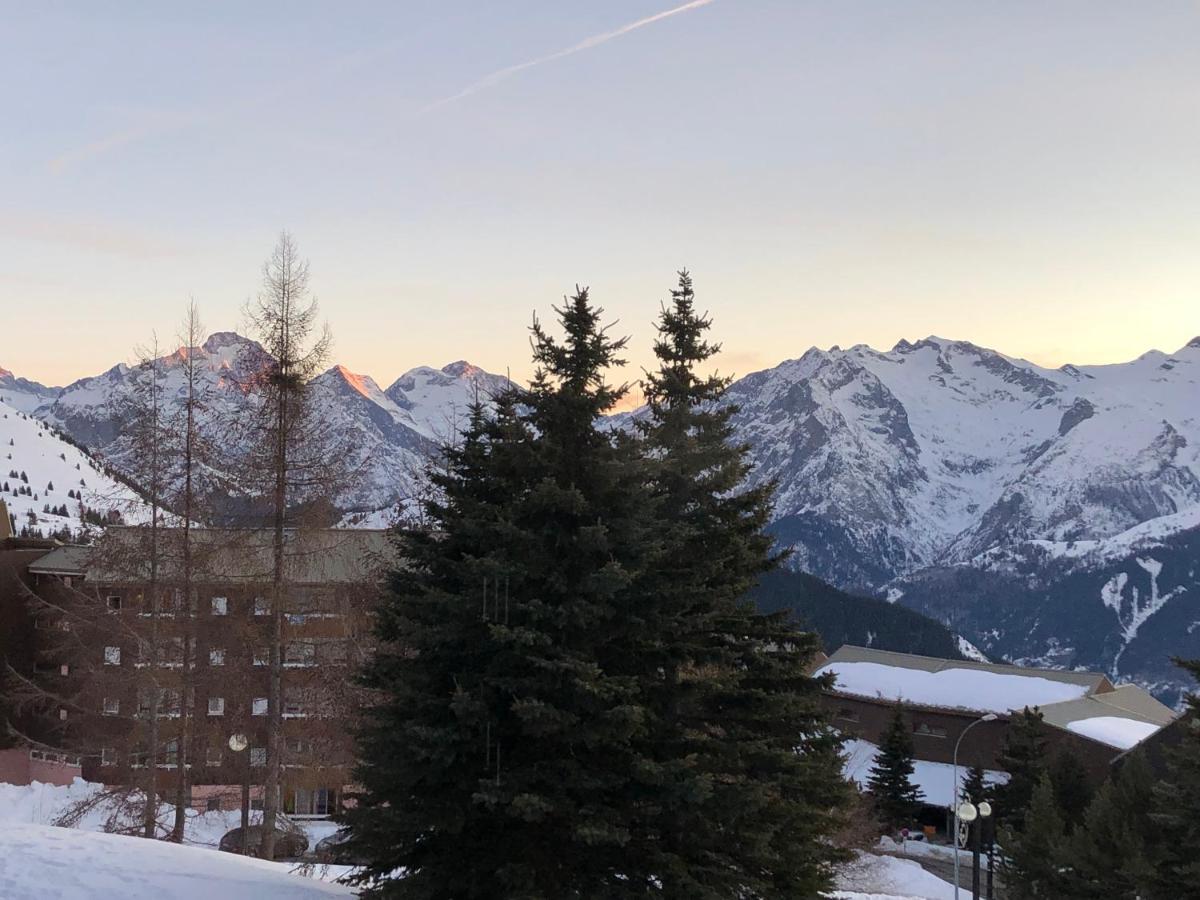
[816,660,1089,714]
[832,851,956,900]
[0,823,354,899]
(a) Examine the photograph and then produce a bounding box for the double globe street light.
[952,713,997,900]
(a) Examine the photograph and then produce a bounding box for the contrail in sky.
[422,0,719,113]
[48,2,718,172]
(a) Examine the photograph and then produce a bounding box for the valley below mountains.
[4,332,1198,703]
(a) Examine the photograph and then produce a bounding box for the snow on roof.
[817,660,1091,714]
[1064,715,1162,750]
[0,823,352,899]
[842,739,1008,809]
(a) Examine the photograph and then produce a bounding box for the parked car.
[314,827,366,865]
[219,823,309,860]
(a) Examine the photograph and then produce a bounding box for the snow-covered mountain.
[722,335,1200,700]
[0,367,59,415]
[725,336,1200,586]
[8,331,1199,698]
[26,333,512,518]
[0,400,139,538]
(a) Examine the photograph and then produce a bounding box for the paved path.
[884,849,1005,899]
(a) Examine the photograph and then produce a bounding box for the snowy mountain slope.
[30,333,512,518]
[0,400,139,537]
[0,367,59,415]
[728,335,1200,589]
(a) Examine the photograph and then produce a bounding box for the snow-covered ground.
[0,823,353,899]
[817,659,1090,713]
[832,851,956,900]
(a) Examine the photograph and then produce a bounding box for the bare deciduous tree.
[240,231,353,858]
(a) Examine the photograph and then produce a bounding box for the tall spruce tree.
[867,704,923,830]
[1150,659,1200,897]
[1002,773,1069,900]
[1048,748,1092,835]
[633,270,848,895]
[349,289,668,897]
[991,706,1048,834]
[1058,750,1157,899]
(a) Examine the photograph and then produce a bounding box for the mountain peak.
[441,360,484,379]
[328,364,379,400]
[202,331,252,354]
[0,365,13,379]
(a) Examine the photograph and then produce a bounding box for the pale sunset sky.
[2,1,1198,396]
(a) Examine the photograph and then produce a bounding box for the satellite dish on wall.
[228,733,249,752]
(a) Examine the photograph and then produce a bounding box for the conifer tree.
[960,763,989,805]
[349,289,665,898]
[1002,773,1069,900]
[1059,750,1156,899]
[991,706,1048,834]
[1150,659,1200,897]
[634,270,848,895]
[1047,748,1092,835]
[867,704,923,830]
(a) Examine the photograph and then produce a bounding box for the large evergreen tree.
[866,704,923,830]
[1047,748,1093,835]
[991,706,1048,834]
[1002,773,1069,900]
[1057,750,1157,899]
[1150,659,1200,897]
[632,270,849,895]
[349,289,670,897]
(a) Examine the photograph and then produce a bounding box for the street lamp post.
[952,713,997,900]
[972,800,992,900]
[228,733,250,856]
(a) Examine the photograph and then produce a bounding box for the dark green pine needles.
[346,278,848,899]
[865,705,923,831]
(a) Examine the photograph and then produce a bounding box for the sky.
[2,1,1199,397]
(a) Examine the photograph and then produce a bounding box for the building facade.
[5,526,391,817]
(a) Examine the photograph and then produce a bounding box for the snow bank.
[842,740,1008,809]
[1065,715,1161,749]
[833,851,955,899]
[0,824,353,899]
[0,777,339,851]
[818,660,1089,713]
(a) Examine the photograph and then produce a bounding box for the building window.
[206,746,223,767]
[250,747,266,767]
[207,697,225,717]
[130,748,148,768]
[211,596,228,616]
[283,691,305,718]
[162,738,179,767]
[102,697,120,716]
[292,787,333,817]
[836,707,861,723]
[209,648,225,667]
[106,595,122,613]
[104,646,121,666]
[253,647,269,666]
[252,697,268,716]
[100,747,116,767]
[913,722,947,739]
[59,708,68,721]
[284,641,315,668]
[206,796,223,812]
[59,663,69,676]
[253,596,271,616]
[286,737,305,755]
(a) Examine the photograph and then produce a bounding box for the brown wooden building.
[3,526,391,818]
[815,645,1177,794]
